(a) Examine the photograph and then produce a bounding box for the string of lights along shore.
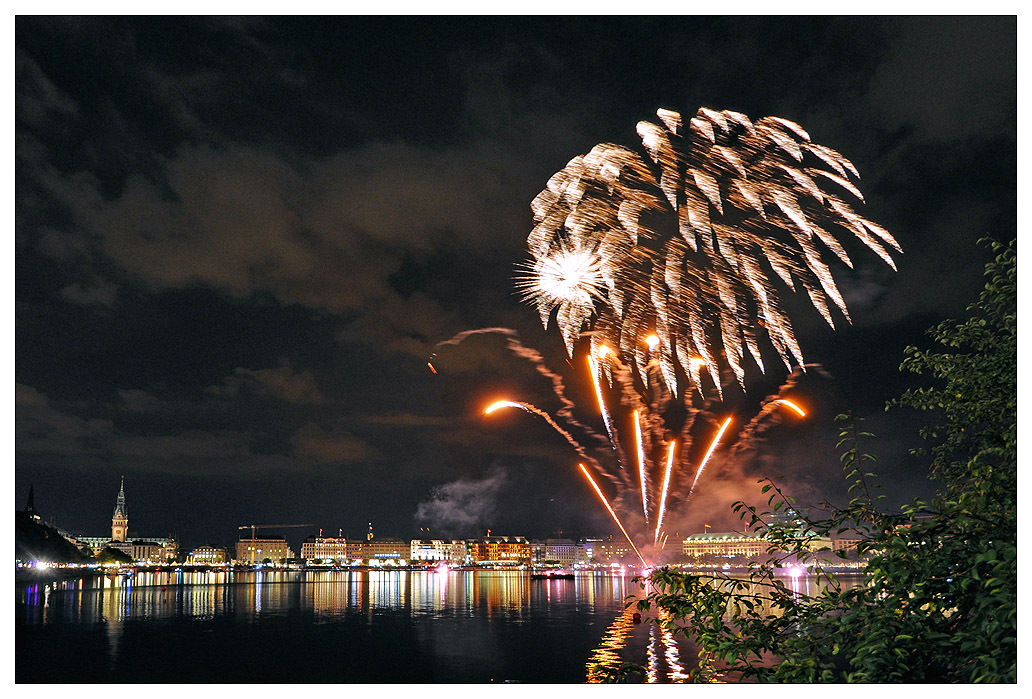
[439,106,900,565]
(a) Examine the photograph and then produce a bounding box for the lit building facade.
[683,531,836,559]
[535,538,582,566]
[127,541,164,563]
[583,538,604,561]
[301,536,354,563]
[589,538,634,564]
[363,538,408,563]
[831,538,864,554]
[235,536,294,564]
[682,532,767,558]
[468,536,531,566]
[410,539,467,564]
[187,545,227,565]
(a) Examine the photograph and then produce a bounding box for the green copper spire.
[113,476,127,518]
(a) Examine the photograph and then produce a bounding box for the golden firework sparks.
[524,107,900,398]
[653,440,677,544]
[689,416,734,495]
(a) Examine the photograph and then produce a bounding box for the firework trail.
[485,400,607,476]
[431,327,609,449]
[633,410,649,522]
[587,352,617,448]
[579,463,647,567]
[730,364,827,461]
[688,417,734,496]
[654,440,677,544]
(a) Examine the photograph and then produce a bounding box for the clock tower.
[111,477,128,542]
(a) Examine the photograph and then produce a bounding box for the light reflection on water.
[586,603,637,682]
[18,569,855,682]
[18,569,664,682]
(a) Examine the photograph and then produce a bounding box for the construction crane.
[237,524,313,564]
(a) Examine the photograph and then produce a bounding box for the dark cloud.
[290,422,378,465]
[59,279,119,307]
[864,17,1016,143]
[116,388,167,413]
[16,383,114,455]
[209,362,326,404]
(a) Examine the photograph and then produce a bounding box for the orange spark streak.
[587,353,615,444]
[688,417,733,495]
[485,400,530,415]
[485,399,602,470]
[427,362,437,374]
[579,464,648,567]
[654,440,676,544]
[776,399,806,417]
[633,410,649,523]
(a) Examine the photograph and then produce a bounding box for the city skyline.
[21,475,677,553]
[16,17,1016,549]
[23,472,850,568]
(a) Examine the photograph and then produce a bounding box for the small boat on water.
[530,572,574,580]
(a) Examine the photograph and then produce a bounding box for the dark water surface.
[17,569,697,683]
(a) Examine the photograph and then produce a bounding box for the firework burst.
[520,108,899,549]
[433,107,899,561]
[524,107,901,398]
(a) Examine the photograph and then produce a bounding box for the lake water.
[16,569,703,683]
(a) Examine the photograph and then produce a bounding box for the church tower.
[111,476,128,542]
[25,483,39,521]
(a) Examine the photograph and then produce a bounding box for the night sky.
[15,16,1016,553]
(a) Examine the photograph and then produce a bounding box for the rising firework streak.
[688,417,734,496]
[633,410,648,523]
[654,440,677,544]
[578,464,648,567]
[587,352,617,448]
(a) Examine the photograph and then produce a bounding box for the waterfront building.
[582,537,604,561]
[682,532,767,558]
[235,535,294,564]
[543,538,580,567]
[468,536,531,566]
[363,537,408,563]
[681,531,834,558]
[831,537,864,554]
[126,540,164,563]
[301,535,352,563]
[410,539,442,561]
[410,539,468,564]
[591,538,634,564]
[187,545,227,565]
